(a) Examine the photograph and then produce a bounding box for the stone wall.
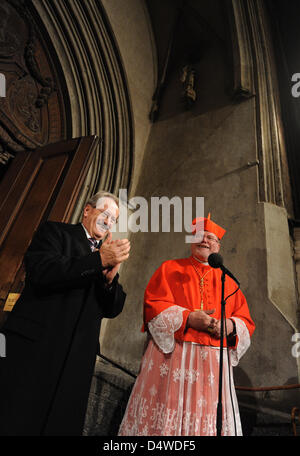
[99,0,300,422]
[101,0,156,196]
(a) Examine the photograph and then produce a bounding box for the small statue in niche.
[181,64,196,108]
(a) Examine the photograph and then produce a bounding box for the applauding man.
[0,191,130,436]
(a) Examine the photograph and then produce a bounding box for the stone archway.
[1,0,134,220]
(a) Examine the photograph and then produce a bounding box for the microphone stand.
[216,270,226,436]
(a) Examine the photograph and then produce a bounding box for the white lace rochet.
[147,305,186,354]
[147,305,250,365]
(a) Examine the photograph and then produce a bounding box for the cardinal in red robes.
[119,214,255,436]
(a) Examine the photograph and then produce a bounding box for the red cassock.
[119,256,255,436]
[143,256,255,346]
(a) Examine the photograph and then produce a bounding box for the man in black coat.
[0,191,130,436]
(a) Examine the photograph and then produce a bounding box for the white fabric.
[147,305,186,353]
[230,317,251,366]
[119,340,243,436]
[119,307,251,436]
[148,306,250,366]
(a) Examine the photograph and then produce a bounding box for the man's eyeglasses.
[93,207,118,225]
[194,233,220,244]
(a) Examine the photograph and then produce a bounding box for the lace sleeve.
[230,317,251,366]
[147,305,187,354]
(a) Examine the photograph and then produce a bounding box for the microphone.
[208,253,240,286]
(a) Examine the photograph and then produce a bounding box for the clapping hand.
[100,232,130,283]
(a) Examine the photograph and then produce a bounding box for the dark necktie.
[88,237,101,251]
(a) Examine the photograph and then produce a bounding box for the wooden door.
[0,135,99,326]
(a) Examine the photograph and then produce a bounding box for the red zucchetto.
[191,213,226,240]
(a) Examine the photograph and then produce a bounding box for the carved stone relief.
[0,0,66,180]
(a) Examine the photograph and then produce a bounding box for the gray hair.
[85,191,119,208]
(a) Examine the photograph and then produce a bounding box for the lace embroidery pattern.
[147,307,250,364]
[230,317,251,366]
[119,309,252,436]
[119,340,242,436]
[147,305,186,353]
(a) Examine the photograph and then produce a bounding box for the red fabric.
[192,215,226,239]
[143,256,255,348]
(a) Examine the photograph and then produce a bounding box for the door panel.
[0,135,99,323]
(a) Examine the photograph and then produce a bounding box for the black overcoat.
[0,221,126,436]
